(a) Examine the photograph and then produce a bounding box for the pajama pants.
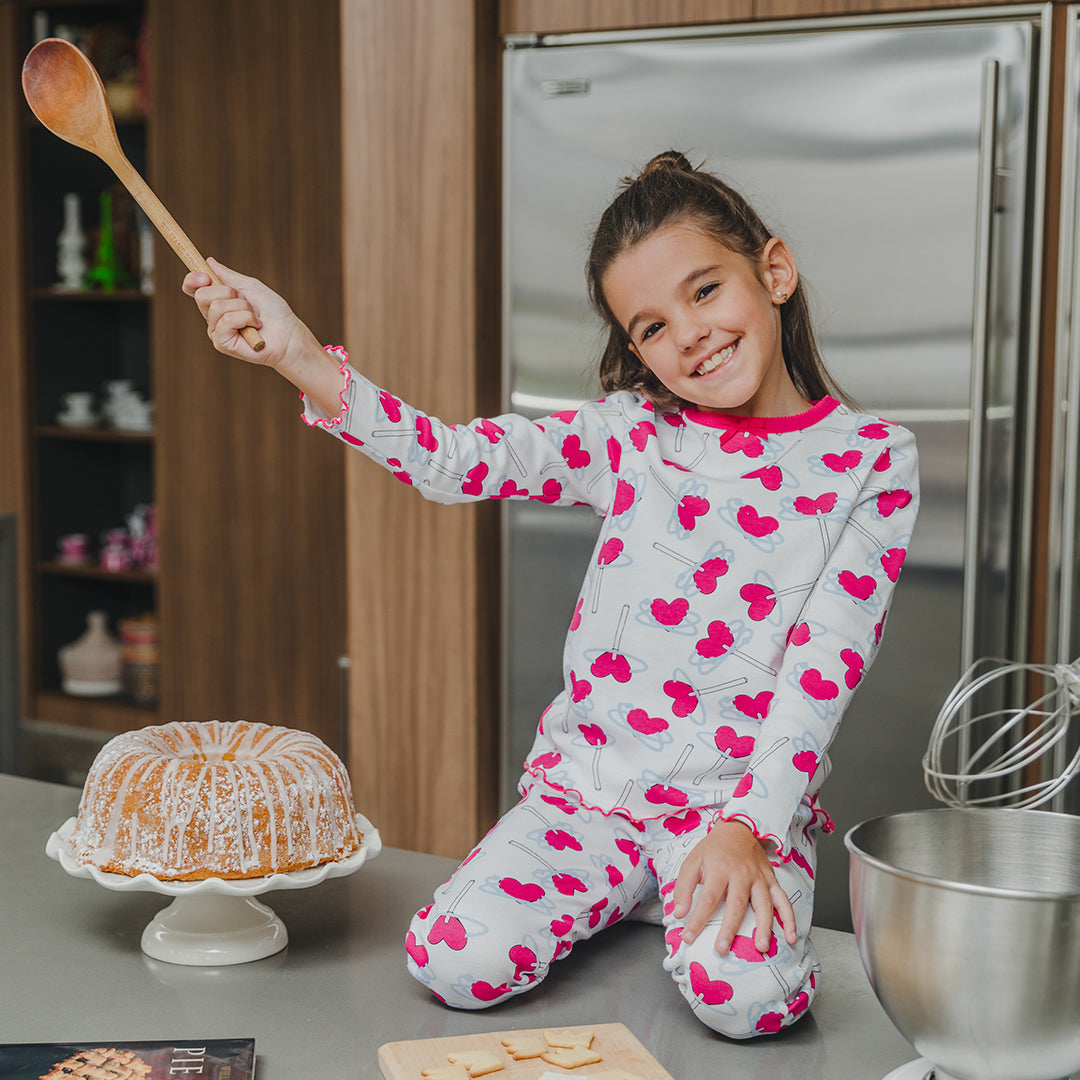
[405,780,821,1039]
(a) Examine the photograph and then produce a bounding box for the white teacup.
[57,391,97,427]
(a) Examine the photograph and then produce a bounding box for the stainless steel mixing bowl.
[846,808,1080,1080]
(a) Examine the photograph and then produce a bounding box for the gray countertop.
[1,774,920,1079]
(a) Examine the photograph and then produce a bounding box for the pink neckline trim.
[684,396,839,434]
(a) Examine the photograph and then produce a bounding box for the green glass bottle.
[84,189,133,292]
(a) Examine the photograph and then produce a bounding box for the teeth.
[695,341,737,376]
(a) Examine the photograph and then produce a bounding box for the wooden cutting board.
[378,1022,674,1080]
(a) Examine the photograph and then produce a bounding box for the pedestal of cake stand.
[141,892,288,966]
[47,813,381,967]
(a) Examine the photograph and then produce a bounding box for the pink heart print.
[733,691,773,719]
[678,495,710,531]
[651,596,689,626]
[540,792,579,815]
[645,783,689,807]
[598,537,624,566]
[405,930,429,967]
[742,464,782,490]
[607,436,621,473]
[876,489,912,517]
[693,556,729,594]
[730,932,779,962]
[721,431,764,457]
[613,479,636,515]
[552,872,588,896]
[462,462,488,495]
[415,416,439,452]
[787,622,811,646]
[663,808,702,836]
[664,679,699,717]
[545,828,582,851]
[794,492,837,516]
[378,390,402,422]
[838,570,876,600]
[822,450,862,472]
[615,837,641,865]
[881,547,906,581]
[732,773,753,797]
[629,420,657,451]
[471,980,513,1002]
[800,668,839,701]
[428,914,467,950]
[627,708,669,734]
[714,725,756,756]
[689,962,734,1005]
[859,421,890,439]
[740,582,776,620]
[873,448,892,472]
[696,620,734,659]
[569,669,591,702]
[509,943,538,981]
[499,877,546,903]
[570,598,584,631]
[737,504,779,537]
[550,913,575,936]
[476,418,504,443]
[530,751,561,770]
[530,478,563,503]
[841,648,864,689]
[579,722,606,747]
[792,750,818,776]
[756,1013,786,1035]
[551,409,579,423]
[561,434,591,469]
[496,479,528,499]
[591,651,632,682]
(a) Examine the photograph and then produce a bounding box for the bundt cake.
[70,719,363,880]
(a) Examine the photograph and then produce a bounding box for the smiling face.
[601,221,806,417]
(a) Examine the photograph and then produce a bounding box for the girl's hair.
[586,150,853,413]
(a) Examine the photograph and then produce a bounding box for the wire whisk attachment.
[923,657,1080,808]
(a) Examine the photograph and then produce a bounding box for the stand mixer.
[846,657,1080,1080]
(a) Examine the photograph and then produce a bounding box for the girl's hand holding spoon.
[184,259,348,418]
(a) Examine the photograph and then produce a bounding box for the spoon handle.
[108,153,265,352]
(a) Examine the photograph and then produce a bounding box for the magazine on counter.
[0,1040,255,1080]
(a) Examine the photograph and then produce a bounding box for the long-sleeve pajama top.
[305,348,919,858]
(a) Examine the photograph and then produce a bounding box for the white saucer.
[47,813,381,966]
[881,1062,935,1080]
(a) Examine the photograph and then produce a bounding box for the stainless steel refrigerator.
[501,8,1049,929]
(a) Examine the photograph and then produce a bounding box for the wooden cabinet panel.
[502,0,1027,35]
[148,0,346,751]
[341,0,501,856]
[501,0,750,35]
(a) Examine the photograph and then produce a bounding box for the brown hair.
[586,150,853,413]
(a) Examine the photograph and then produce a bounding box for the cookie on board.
[500,1035,547,1060]
[446,1050,504,1077]
[539,1046,603,1069]
[542,1028,595,1049]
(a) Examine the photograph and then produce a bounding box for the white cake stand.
[47,814,381,967]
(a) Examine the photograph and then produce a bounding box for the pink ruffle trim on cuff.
[300,345,351,429]
[713,810,794,861]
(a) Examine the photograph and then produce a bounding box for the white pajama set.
[303,347,919,1038]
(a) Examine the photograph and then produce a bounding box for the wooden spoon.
[22,38,264,351]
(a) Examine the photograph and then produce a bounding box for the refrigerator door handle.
[958,58,1000,773]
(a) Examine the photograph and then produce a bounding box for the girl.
[184,150,918,1039]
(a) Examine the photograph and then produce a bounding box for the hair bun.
[639,150,694,178]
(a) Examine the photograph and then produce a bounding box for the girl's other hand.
[672,818,798,956]
[182,257,317,373]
